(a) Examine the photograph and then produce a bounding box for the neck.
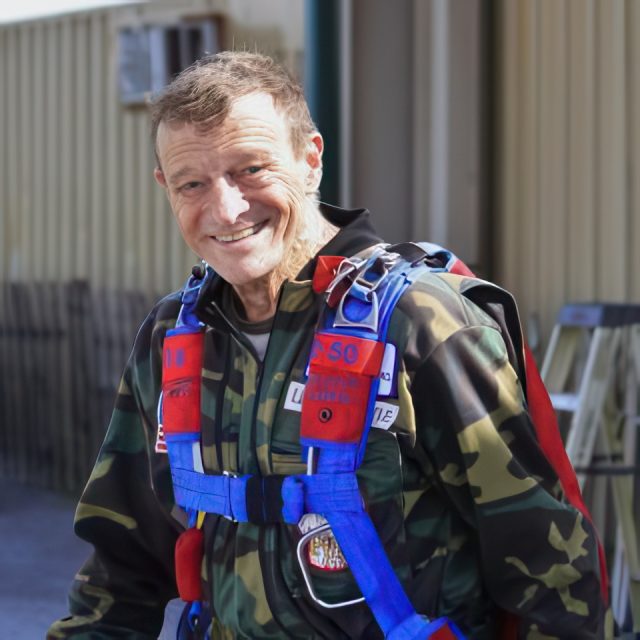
[232,277,279,323]
[232,204,338,323]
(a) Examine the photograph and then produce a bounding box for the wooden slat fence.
[0,281,157,495]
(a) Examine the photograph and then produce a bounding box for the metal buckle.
[325,256,366,297]
[333,251,401,331]
[298,447,365,608]
[222,470,238,522]
[296,523,365,609]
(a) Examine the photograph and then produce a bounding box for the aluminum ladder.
[540,303,640,633]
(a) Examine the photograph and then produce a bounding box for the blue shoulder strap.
[298,244,464,639]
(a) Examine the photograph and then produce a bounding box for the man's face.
[154,93,321,290]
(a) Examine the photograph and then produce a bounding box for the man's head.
[150,51,318,165]
[151,52,335,320]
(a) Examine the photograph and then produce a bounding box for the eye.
[180,181,203,192]
[244,166,263,175]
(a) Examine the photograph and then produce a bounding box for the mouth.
[214,221,265,243]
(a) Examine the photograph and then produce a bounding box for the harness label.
[378,343,396,396]
[285,382,399,430]
[371,401,399,430]
[284,382,306,411]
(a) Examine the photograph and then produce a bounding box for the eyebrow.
[167,167,199,185]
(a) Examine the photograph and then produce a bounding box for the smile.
[215,222,265,243]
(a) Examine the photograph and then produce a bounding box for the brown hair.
[149,51,317,158]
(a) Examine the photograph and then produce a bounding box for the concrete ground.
[0,479,181,639]
[0,479,91,638]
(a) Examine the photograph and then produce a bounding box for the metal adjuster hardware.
[352,253,399,298]
[325,256,367,297]
[296,523,365,609]
[334,251,401,331]
[306,446,316,476]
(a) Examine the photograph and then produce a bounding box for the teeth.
[216,223,261,242]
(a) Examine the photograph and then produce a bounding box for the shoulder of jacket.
[398,271,506,328]
[128,290,183,356]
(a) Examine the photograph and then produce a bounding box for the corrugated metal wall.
[495,0,640,345]
[0,8,189,293]
[0,0,305,491]
[0,0,305,294]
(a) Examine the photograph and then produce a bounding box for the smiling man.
[153,90,336,322]
[49,52,611,640]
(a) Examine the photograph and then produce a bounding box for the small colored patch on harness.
[308,333,384,375]
[298,514,347,572]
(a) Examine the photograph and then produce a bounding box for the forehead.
[226,92,288,130]
[156,92,293,158]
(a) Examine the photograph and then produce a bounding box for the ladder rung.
[549,392,580,412]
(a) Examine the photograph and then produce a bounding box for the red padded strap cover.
[175,527,204,602]
[162,332,204,434]
[301,334,384,444]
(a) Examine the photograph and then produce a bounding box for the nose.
[207,175,250,224]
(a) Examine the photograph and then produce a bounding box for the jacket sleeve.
[47,308,181,639]
[412,323,611,639]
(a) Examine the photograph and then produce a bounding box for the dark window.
[118,18,220,104]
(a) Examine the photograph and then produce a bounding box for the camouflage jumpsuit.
[48,205,611,639]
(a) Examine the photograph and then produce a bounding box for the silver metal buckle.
[297,447,365,608]
[296,523,365,609]
[222,470,238,522]
[333,251,401,331]
[325,256,366,297]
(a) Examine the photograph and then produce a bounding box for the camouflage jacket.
[49,205,610,640]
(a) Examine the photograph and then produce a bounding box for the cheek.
[172,197,199,227]
[268,174,307,229]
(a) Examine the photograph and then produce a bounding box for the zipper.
[207,299,262,473]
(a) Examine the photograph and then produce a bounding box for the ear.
[154,166,167,188]
[305,132,324,192]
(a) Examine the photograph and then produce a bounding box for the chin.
[217,266,273,288]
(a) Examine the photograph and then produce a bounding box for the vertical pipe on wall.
[304,0,340,205]
[428,0,449,247]
[629,0,640,301]
[339,0,352,208]
[412,0,432,242]
[0,30,6,278]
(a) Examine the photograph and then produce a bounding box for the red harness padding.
[162,331,205,435]
[162,330,206,602]
[301,332,385,444]
[174,526,205,602]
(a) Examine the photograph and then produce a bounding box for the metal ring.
[296,523,365,609]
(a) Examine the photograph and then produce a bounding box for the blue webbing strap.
[170,467,364,524]
[302,253,465,639]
